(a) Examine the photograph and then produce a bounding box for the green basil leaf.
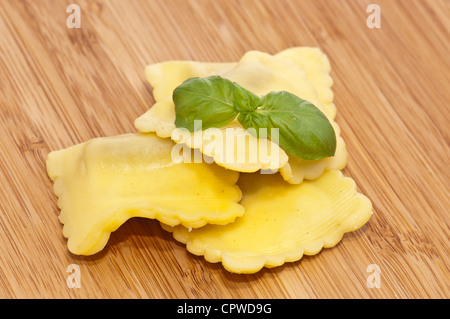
[172,76,337,161]
[237,111,270,136]
[232,83,262,114]
[251,91,337,160]
[173,76,238,131]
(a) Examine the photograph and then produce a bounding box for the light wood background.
[0,0,448,299]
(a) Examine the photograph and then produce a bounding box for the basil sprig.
[173,76,336,160]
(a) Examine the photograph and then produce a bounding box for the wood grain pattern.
[0,0,448,298]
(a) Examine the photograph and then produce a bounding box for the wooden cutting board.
[0,0,448,299]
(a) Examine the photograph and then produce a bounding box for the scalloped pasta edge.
[160,170,373,274]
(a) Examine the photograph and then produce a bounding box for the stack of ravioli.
[47,47,372,274]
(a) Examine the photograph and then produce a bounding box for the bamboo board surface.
[0,0,449,299]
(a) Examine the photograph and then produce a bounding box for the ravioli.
[46,133,244,255]
[162,170,372,274]
[135,47,347,184]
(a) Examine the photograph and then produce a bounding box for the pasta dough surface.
[46,133,244,255]
[163,170,372,274]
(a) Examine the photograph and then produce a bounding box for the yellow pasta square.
[46,133,244,255]
[135,47,347,184]
[163,170,372,274]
